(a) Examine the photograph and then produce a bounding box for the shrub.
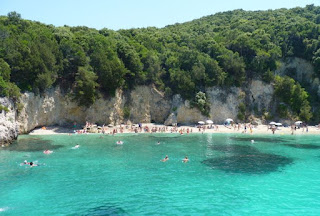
[237,102,246,121]
[123,106,130,119]
[0,105,9,113]
[193,91,210,116]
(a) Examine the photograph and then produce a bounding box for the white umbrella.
[198,121,205,125]
[107,124,114,127]
[275,123,282,126]
[295,121,303,125]
[225,118,233,122]
[206,120,213,124]
[269,122,276,125]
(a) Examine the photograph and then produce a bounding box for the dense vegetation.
[1,6,320,122]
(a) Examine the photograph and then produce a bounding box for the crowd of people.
[69,121,315,136]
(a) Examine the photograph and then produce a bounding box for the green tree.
[193,91,211,116]
[73,66,99,107]
[0,58,10,81]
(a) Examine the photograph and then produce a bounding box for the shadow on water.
[283,144,320,149]
[202,154,294,174]
[82,204,127,216]
[210,144,260,155]
[3,137,63,152]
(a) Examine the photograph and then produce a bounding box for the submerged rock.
[202,153,293,174]
[283,144,320,149]
[83,204,127,216]
[4,137,63,152]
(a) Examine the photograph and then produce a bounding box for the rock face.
[206,87,242,123]
[247,80,274,113]
[276,57,320,97]
[17,85,172,133]
[276,57,315,87]
[0,98,18,145]
[128,86,171,123]
[164,113,177,126]
[4,80,273,135]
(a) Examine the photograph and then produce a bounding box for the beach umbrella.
[206,120,213,124]
[295,121,303,125]
[275,123,282,126]
[198,121,205,125]
[269,122,276,125]
[225,118,233,122]
[107,124,114,127]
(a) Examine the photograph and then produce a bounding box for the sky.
[1,0,319,30]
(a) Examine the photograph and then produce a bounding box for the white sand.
[29,124,320,136]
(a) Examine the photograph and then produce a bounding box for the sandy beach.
[29,124,320,136]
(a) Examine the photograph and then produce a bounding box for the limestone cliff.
[17,85,172,133]
[0,79,275,144]
[0,98,18,145]
[14,80,274,134]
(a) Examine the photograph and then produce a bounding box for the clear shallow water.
[1,133,320,215]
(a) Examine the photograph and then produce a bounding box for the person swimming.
[157,141,160,145]
[116,141,123,145]
[29,162,37,167]
[43,150,53,154]
[161,155,169,162]
[21,160,30,166]
[182,156,189,163]
[72,144,80,149]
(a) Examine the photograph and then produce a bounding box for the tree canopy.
[0,5,320,121]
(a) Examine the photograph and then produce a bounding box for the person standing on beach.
[291,125,294,135]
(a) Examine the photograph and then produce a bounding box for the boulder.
[164,113,177,126]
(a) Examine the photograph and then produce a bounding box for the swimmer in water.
[74,144,80,148]
[22,160,30,165]
[29,162,37,167]
[43,150,53,154]
[161,155,169,162]
[157,141,160,145]
[116,141,123,145]
[182,156,189,163]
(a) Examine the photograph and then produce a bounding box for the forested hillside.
[1,5,320,122]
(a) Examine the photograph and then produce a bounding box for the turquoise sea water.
[1,133,320,215]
